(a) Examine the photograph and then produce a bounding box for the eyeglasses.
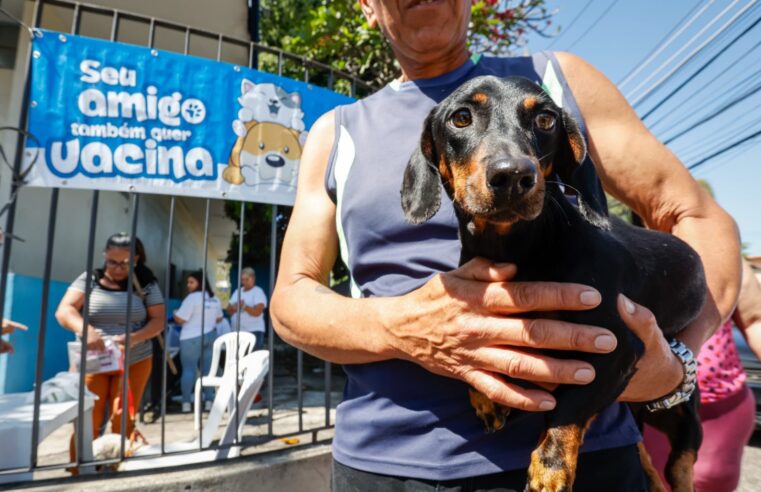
[105,259,132,269]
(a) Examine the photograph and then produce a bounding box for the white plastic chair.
[194,331,257,429]
[122,350,270,470]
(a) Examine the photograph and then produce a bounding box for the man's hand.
[2,319,28,335]
[384,257,619,412]
[227,302,239,315]
[0,339,14,354]
[617,295,683,402]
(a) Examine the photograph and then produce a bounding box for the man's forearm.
[672,209,741,354]
[271,276,398,364]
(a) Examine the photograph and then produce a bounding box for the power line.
[687,127,761,170]
[661,54,761,143]
[626,0,750,103]
[565,0,623,51]
[674,111,761,164]
[618,0,715,89]
[647,60,761,132]
[639,14,761,119]
[546,0,595,49]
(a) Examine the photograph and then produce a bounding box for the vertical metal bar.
[324,363,331,427]
[267,205,277,436]
[147,18,156,48]
[351,79,356,98]
[119,193,140,460]
[277,52,283,77]
[297,348,303,432]
[70,3,81,34]
[110,11,120,41]
[29,188,58,469]
[76,190,99,468]
[216,33,223,62]
[183,27,190,55]
[235,202,245,443]
[198,198,211,450]
[0,0,42,364]
[160,197,176,454]
[328,70,335,90]
[303,62,310,84]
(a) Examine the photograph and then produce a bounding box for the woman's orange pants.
[69,357,152,465]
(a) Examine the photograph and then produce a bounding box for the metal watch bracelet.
[645,339,697,412]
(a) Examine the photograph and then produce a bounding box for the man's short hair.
[241,267,256,278]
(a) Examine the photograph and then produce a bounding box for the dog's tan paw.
[468,388,510,433]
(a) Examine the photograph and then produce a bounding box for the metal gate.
[0,0,373,481]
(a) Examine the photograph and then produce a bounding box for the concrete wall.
[16,444,333,492]
[0,273,75,393]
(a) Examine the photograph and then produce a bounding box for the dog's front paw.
[526,451,572,492]
[468,389,510,433]
[223,165,245,185]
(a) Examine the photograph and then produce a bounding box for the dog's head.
[401,75,587,228]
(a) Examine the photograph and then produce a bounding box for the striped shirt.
[71,272,164,364]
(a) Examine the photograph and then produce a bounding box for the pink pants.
[643,385,756,492]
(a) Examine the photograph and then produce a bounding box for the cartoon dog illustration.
[233,80,306,135]
[223,120,304,187]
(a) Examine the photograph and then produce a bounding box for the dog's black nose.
[266,154,286,168]
[486,159,537,195]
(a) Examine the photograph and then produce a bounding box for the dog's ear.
[556,109,587,184]
[401,113,441,224]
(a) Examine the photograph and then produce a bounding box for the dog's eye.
[284,146,290,154]
[534,112,556,132]
[450,109,472,128]
[259,142,265,150]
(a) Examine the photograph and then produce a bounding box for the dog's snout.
[266,154,286,168]
[486,159,537,195]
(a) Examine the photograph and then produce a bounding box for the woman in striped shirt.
[56,233,165,467]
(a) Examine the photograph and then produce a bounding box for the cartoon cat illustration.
[232,80,306,136]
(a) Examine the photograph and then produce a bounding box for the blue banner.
[24,30,354,205]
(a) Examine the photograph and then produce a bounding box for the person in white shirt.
[227,267,268,350]
[174,272,223,413]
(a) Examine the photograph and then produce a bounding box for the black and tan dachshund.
[400,75,707,492]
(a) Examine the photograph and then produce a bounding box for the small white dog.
[92,431,147,470]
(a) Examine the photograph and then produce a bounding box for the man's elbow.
[270,285,297,345]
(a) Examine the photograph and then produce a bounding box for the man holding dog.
[271,1,740,490]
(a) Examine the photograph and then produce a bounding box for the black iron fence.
[0,0,373,483]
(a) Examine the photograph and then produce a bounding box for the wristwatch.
[646,339,697,412]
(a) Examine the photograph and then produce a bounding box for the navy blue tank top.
[325,53,638,480]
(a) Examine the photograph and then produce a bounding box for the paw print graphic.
[181,99,207,124]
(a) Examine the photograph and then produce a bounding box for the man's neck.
[396,47,471,83]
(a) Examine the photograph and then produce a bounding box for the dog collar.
[645,339,697,412]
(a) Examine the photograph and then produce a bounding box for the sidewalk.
[13,364,343,484]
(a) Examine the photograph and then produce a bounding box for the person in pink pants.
[644,259,761,491]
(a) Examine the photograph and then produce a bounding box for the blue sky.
[523,0,761,255]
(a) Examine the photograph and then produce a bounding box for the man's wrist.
[372,296,407,360]
[646,339,697,412]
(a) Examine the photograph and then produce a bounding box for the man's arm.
[244,304,265,317]
[556,52,741,401]
[271,110,623,412]
[734,260,761,360]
